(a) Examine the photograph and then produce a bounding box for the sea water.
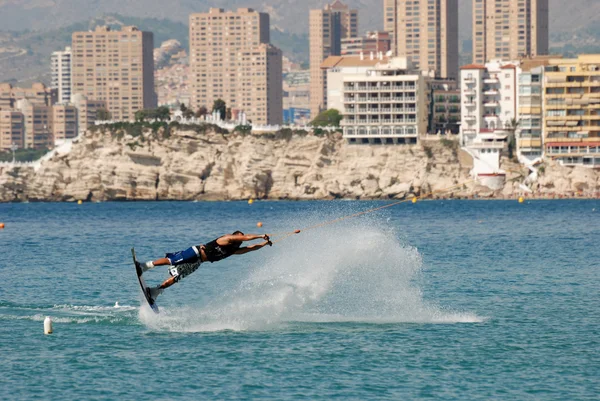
[0,200,599,400]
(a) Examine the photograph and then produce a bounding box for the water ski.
[131,248,159,314]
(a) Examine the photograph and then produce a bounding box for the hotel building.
[326,56,427,145]
[309,0,358,118]
[71,26,157,122]
[189,8,283,125]
[473,0,549,64]
[51,47,72,104]
[385,0,459,79]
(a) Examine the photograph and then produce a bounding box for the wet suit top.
[201,238,242,262]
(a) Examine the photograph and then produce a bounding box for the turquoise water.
[1,200,599,400]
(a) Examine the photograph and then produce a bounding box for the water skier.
[136,231,272,303]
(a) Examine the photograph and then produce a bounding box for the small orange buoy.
[257,222,263,228]
[412,197,417,204]
[0,223,4,229]
[248,199,254,205]
[294,229,301,234]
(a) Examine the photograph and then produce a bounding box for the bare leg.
[152,258,171,266]
[158,276,177,290]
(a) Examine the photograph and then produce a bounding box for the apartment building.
[71,94,107,135]
[71,26,157,122]
[385,0,459,79]
[309,1,358,118]
[341,31,390,56]
[429,78,460,135]
[16,99,53,149]
[460,61,520,146]
[52,104,78,142]
[543,55,600,167]
[473,0,549,64]
[51,47,72,104]
[0,83,56,109]
[189,8,283,125]
[0,110,24,150]
[326,56,427,145]
[515,57,556,163]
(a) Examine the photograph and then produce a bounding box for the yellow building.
[543,55,600,167]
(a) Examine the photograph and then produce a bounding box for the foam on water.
[141,213,483,332]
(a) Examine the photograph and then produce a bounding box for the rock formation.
[1,126,599,202]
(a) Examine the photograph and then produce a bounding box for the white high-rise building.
[460,60,520,146]
[459,60,521,187]
[51,47,72,104]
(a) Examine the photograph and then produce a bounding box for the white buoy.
[44,316,53,335]
[114,301,120,308]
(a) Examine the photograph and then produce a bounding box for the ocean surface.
[0,200,599,400]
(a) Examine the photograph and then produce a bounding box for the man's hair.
[232,230,244,236]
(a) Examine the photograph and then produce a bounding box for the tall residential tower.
[71,26,157,121]
[473,0,549,64]
[189,8,283,125]
[385,0,458,79]
[309,0,358,118]
[51,47,72,104]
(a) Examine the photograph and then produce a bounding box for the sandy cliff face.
[1,127,599,202]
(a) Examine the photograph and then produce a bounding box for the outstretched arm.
[234,240,272,255]
[219,233,269,244]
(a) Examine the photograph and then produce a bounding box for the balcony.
[464,77,476,84]
[464,115,476,121]
[484,77,499,84]
[464,100,476,107]
[464,89,476,95]
[484,89,499,95]
[484,102,499,108]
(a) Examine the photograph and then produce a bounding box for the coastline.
[1,126,599,203]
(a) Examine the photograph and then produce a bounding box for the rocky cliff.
[1,126,599,202]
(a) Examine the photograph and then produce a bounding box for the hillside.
[0,14,308,85]
[1,0,600,85]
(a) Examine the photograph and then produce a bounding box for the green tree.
[226,107,232,121]
[134,109,148,122]
[96,108,112,121]
[311,109,342,127]
[195,106,208,118]
[505,118,520,160]
[155,106,171,121]
[212,99,227,120]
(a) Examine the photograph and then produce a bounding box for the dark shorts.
[165,246,202,282]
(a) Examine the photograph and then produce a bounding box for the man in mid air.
[136,231,272,303]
